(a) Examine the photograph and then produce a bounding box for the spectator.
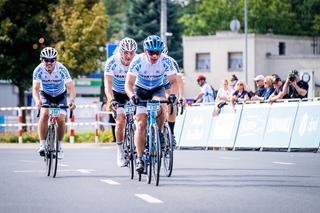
[251,76,275,101]
[194,75,216,103]
[281,69,308,99]
[230,81,249,110]
[268,76,283,103]
[212,79,234,116]
[230,74,239,90]
[250,74,266,100]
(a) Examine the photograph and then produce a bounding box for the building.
[182,32,320,99]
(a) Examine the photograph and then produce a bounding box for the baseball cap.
[254,75,265,81]
[273,77,281,84]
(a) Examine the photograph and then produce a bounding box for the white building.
[182,32,320,99]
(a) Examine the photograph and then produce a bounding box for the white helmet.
[40,47,58,60]
[119,37,137,52]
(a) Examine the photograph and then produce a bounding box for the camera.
[289,69,298,82]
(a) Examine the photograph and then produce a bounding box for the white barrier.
[178,105,213,147]
[173,110,186,147]
[288,100,320,150]
[234,103,270,149]
[207,104,242,148]
[261,101,299,150]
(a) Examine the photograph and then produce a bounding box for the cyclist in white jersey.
[125,35,178,173]
[32,47,76,159]
[162,46,185,144]
[104,37,137,167]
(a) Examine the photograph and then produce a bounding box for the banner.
[174,110,186,147]
[262,102,299,149]
[207,104,242,148]
[234,103,270,148]
[178,105,213,147]
[289,101,320,149]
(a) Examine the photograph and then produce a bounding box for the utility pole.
[244,0,248,84]
[160,0,167,45]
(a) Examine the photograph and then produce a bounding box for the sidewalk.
[0,142,116,149]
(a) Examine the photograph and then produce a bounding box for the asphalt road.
[0,144,320,213]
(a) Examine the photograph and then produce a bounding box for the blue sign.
[0,115,4,132]
[107,43,118,58]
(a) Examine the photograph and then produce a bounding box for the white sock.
[58,140,63,149]
[40,140,45,146]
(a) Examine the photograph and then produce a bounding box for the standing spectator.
[230,81,249,110]
[250,74,266,100]
[268,76,283,103]
[251,76,275,101]
[281,69,309,99]
[194,75,215,103]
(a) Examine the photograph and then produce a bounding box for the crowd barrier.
[176,98,320,152]
[0,105,115,144]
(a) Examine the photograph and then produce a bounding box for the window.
[279,42,286,55]
[228,52,243,71]
[196,53,210,71]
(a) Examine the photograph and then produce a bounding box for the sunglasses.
[43,58,56,63]
[147,50,161,56]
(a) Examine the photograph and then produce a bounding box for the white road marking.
[20,160,35,163]
[14,170,45,173]
[135,194,163,204]
[77,169,94,174]
[272,161,295,165]
[100,179,120,185]
[58,163,69,167]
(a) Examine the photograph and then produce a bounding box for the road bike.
[37,104,72,178]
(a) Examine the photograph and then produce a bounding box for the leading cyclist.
[104,37,137,167]
[32,47,76,159]
[125,35,178,173]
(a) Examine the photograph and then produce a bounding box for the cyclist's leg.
[134,110,147,171]
[38,95,50,156]
[153,86,167,132]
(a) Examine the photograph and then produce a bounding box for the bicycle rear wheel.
[151,125,161,186]
[52,125,59,178]
[163,123,173,177]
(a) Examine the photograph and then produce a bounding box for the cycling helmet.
[162,45,168,55]
[143,35,164,51]
[119,37,137,52]
[40,47,58,60]
[196,75,206,81]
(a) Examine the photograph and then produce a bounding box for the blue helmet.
[143,35,164,51]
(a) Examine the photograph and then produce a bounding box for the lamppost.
[244,0,248,84]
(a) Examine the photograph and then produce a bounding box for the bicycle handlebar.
[37,104,73,119]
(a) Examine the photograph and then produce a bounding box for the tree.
[0,0,56,107]
[125,0,183,66]
[50,0,109,77]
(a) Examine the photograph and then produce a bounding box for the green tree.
[179,0,300,36]
[50,0,109,77]
[125,0,183,66]
[0,0,55,107]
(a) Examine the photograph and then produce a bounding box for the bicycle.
[137,99,170,186]
[162,100,184,177]
[37,104,72,178]
[116,102,136,179]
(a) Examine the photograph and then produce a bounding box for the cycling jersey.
[163,55,179,86]
[129,53,176,90]
[104,54,129,94]
[33,62,72,97]
[200,83,215,103]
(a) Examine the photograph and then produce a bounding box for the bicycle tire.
[52,125,59,178]
[128,125,135,179]
[45,126,54,177]
[151,125,161,186]
[163,123,173,177]
[146,126,153,184]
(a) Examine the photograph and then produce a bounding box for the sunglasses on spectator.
[43,58,56,63]
[238,83,244,86]
[147,50,161,56]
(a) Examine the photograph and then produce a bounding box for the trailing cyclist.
[104,37,138,167]
[32,47,76,159]
[162,45,185,143]
[125,35,178,173]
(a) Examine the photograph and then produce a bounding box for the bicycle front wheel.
[124,124,135,179]
[163,123,173,177]
[52,125,59,178]
[45,126,54,176]
[151,125,161,186]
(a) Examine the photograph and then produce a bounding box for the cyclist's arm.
[65,81,76,103]
[104,75,114,101]
[167,73,177,94]
[32,81,41,107]
[125,73,137,98]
